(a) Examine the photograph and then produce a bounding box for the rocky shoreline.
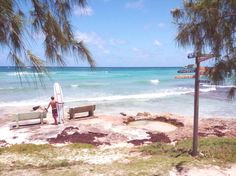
[123,112,236,141]
[0,112,236,176]
[0,112,236,147]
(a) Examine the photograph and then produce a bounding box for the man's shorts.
[52,109,58,118]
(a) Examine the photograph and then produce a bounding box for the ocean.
[0,67,235,118]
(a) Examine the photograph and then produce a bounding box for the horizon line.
[0,66,183,68]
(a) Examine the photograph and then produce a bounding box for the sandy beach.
[0,105,236,175]
[1,105,236,145]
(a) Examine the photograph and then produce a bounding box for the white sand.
[128,120,177,133]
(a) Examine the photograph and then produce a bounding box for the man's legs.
[53,115,58,125]
[52,109,58,125]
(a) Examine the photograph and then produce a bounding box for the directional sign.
[187,53,196,59]
[198,54,215,62]
[187,52,215,62]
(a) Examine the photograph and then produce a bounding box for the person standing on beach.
[46,96,59,125]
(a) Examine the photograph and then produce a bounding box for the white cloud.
[154,40,162,47]
[109,39,127,46]
[75,31,109,54]
[125,0,144,9]
[132,47,150,58]
[74,6,94,16]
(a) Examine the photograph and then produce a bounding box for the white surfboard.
[53,82,64,124]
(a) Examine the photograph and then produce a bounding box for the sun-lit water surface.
[0,67,235,118]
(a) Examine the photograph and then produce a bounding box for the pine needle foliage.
[0,0,95,79]
[171,0,236,97]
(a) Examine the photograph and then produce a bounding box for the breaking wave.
[150,79,160,85]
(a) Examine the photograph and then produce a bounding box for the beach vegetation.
[40,159,72,169]
[140,137,236,164]
[0,143,53,154]
[0,137,235,175]
[172,0,236,98]
[67,142,94,149]
[0,142,95,155]
[0,0,94,81]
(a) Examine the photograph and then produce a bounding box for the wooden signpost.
[188,52,215,156]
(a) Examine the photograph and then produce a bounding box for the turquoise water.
[0,67,235,118]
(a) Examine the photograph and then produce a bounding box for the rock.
[120,112,127,116]
[123,116,135,124]
[153,115,184,127]
[213,125,226,130]
[136,112,143,116]
[97,133,128,144]
[199,152,205,157]
[0,140,8,148]
[143,112,151,116]
[127,132,171,146]
[136,112,151,117]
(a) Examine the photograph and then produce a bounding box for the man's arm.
[56,101,64,104]
[46,102,51,111]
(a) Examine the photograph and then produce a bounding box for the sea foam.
[65,88,194,103]
[0,86,217,107]
[199,87,216,92]
[201,84,236,88]
[7,71,56,76]
[70,84,79,88]
[65,86,216,103]
[150,79,160,85]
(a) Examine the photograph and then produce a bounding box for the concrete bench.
[12,111,47,128]
[69,105,96,119]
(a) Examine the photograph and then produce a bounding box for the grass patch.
[0,137,235,175]
[0,142,94,155]
[34,160,85,173]
[198,137,236,162]
[140,137,236,163]
[99,155,193,176]
[67,143,94,149]
[0,144,53,154]
[135,137,236,174]
[40,160,71,169]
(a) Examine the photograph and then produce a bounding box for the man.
[46,96,59,125]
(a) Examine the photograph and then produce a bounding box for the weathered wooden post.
[192,56,200,156]
[188,53,215,156]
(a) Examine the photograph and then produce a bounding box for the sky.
[1,0,214,67]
